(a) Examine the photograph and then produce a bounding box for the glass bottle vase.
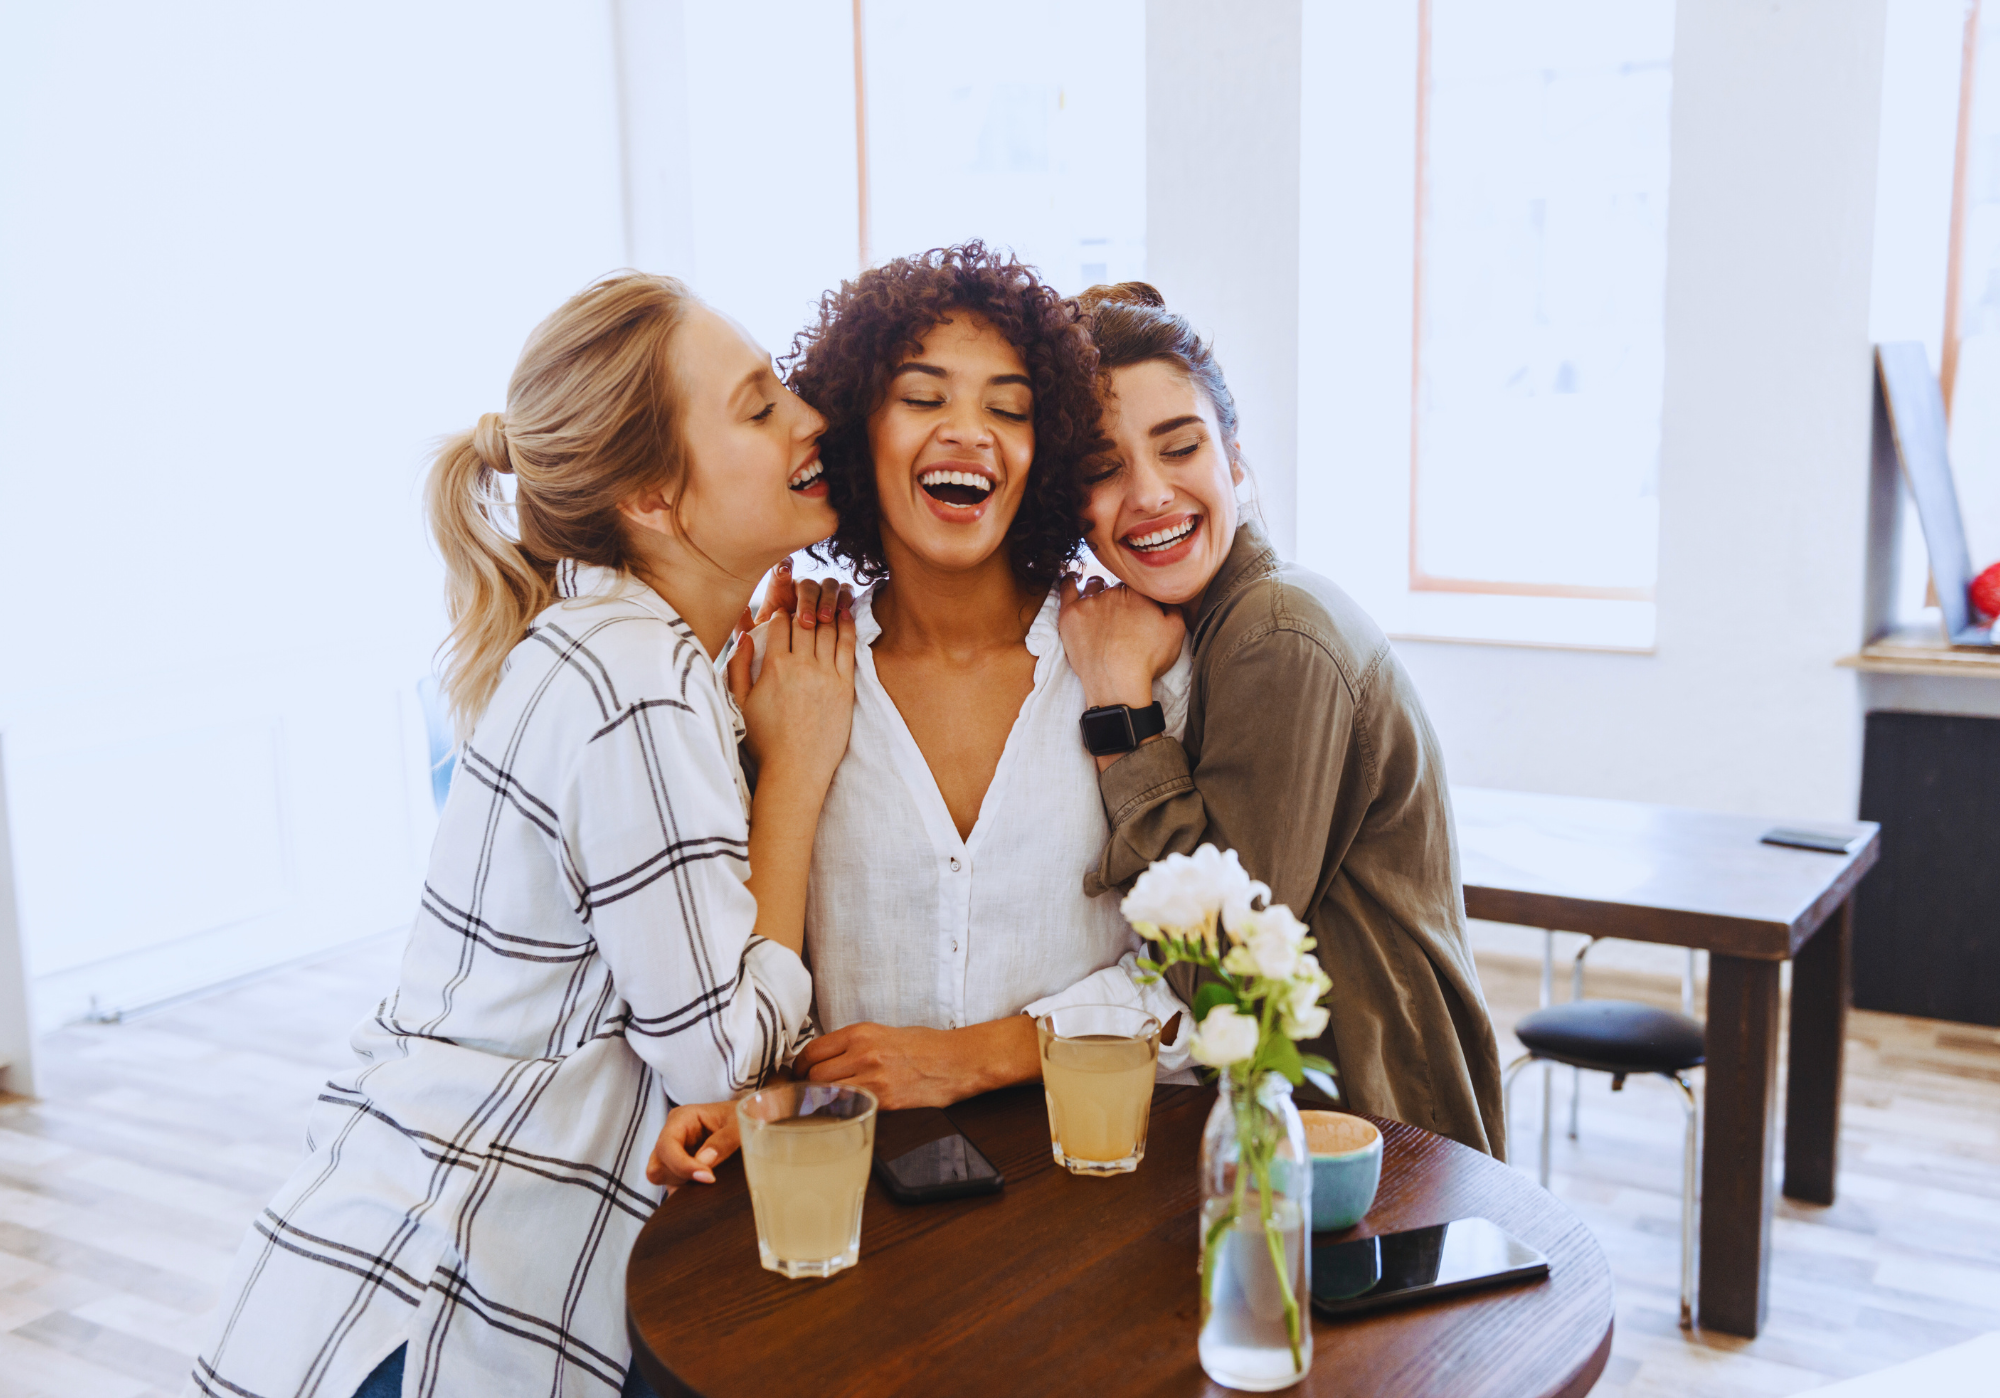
[1197,1070,1313,1391]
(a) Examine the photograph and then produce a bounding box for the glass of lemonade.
[737,1083,877,1279]
[1037,1004,1161,1175]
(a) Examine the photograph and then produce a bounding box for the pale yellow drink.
[1036,1006,1161,1175]
[737,1087,876,1279]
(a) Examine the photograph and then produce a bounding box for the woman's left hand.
[1058,575,1186,710]
[647,1101,740,1191]
[793,1019,1036,1109]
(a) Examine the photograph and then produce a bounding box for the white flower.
[1233,904,1310,980]
[1121,844,1269,942]
[1278,970,1331,1041]
[1190,1004,1262,1068]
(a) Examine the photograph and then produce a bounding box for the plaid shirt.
[192,566,811,1398]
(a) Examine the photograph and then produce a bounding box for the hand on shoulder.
[727,563,858,792]
[1058,574,1186,710]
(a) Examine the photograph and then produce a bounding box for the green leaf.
[1297,1053,1336,1075]
[1260,1034,1305,1085]
[1192,982,1239,1024]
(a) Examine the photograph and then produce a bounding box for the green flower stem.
[1250,1149,1303,1368]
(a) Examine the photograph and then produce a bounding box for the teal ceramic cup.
[1301,1110,1383,1232]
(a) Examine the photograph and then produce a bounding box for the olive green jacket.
[1086,523,1506,1158]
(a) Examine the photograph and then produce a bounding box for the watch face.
[1080,707,1136,754]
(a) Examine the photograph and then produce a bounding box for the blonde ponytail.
[426,273,697,738]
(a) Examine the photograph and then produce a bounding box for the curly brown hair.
[781,242,1101,587]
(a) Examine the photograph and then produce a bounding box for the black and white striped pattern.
[191,566,810,1398]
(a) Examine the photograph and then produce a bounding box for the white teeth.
[1128,518,1196,551]
[918,469,993,494]
[789,460,824,489]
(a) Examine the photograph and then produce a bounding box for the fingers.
[813,588,842,662]
[834,592,857,680]
[792,1029,846,1072]
[793,579,824,632]
[647,1103,731,1187]
[1081,575,1109,599]
[755,559,796,627]
[1059,575,1080,607]
[696,1116,741,1173]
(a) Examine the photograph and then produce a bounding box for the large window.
[1296,0,1674,649]
[1412,0,1673,600]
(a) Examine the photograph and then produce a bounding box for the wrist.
[749,763,834,813]
[1080,672,1155,710]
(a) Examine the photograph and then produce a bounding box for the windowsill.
[1361,588,1657,652]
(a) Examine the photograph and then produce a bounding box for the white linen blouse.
[191,565,812,1398]
[804,584,1195,1074]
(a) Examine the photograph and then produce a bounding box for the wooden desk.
[628,1085,1614,1398]
[1453,786,1881,1338]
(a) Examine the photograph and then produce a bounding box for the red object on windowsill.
[1972,561,2000,622]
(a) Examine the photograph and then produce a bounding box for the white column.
[1145,0,1304,557]
[611,0,697,279]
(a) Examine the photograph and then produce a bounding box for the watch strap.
[1126,701,1166,742]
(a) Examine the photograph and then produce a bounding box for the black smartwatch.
[1079,701,1166,757]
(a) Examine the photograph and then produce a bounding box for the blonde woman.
[191,275,855,1398]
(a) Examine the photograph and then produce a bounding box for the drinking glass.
[737,1083,877,1278]
[1036,1004,1161,1175]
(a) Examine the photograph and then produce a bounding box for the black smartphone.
[1760,826,1863,855]
[1309,1217,1549,1318]
[873,1129,1005,1204]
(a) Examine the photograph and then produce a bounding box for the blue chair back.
[416,676,456,813]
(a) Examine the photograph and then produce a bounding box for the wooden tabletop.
[628,1084,1613,1398]
[1454,785,1880,959]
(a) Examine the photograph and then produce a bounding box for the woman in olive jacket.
[1058,283,1505,1157]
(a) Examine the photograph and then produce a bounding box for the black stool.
[1504,937,1705,1327]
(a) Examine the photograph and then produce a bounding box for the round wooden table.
[628,1084,1613,1397]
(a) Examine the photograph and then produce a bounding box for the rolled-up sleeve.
[560,685,812,1105]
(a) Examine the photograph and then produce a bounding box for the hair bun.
[1075,280,1166,314]
[473,412,515,474]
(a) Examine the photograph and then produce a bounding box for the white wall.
[1146,0,1303,557]
[1289,0,1892,825]
[0,2,631,1026]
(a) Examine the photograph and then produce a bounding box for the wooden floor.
[0,934,1993,1396]
[1481,946,2000,1398]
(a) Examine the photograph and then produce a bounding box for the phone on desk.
[873,1122,1005,1204]
[1309,1217,1548,1318]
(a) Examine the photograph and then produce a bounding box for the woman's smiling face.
[1083,359,1243,606]
[866,311,1035,575]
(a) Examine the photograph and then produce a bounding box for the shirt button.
[951,940,959,952]
[949,857,962,872]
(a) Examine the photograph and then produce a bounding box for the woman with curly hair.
[748,243,1196,1109]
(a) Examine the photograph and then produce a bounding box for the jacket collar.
[1193,520,1279,645]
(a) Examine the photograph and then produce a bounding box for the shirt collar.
[852,582,1062,658]
[554,560,696,640]
[1193,520,1279,644]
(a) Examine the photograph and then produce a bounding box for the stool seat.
[1514,1000,1705,1076]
